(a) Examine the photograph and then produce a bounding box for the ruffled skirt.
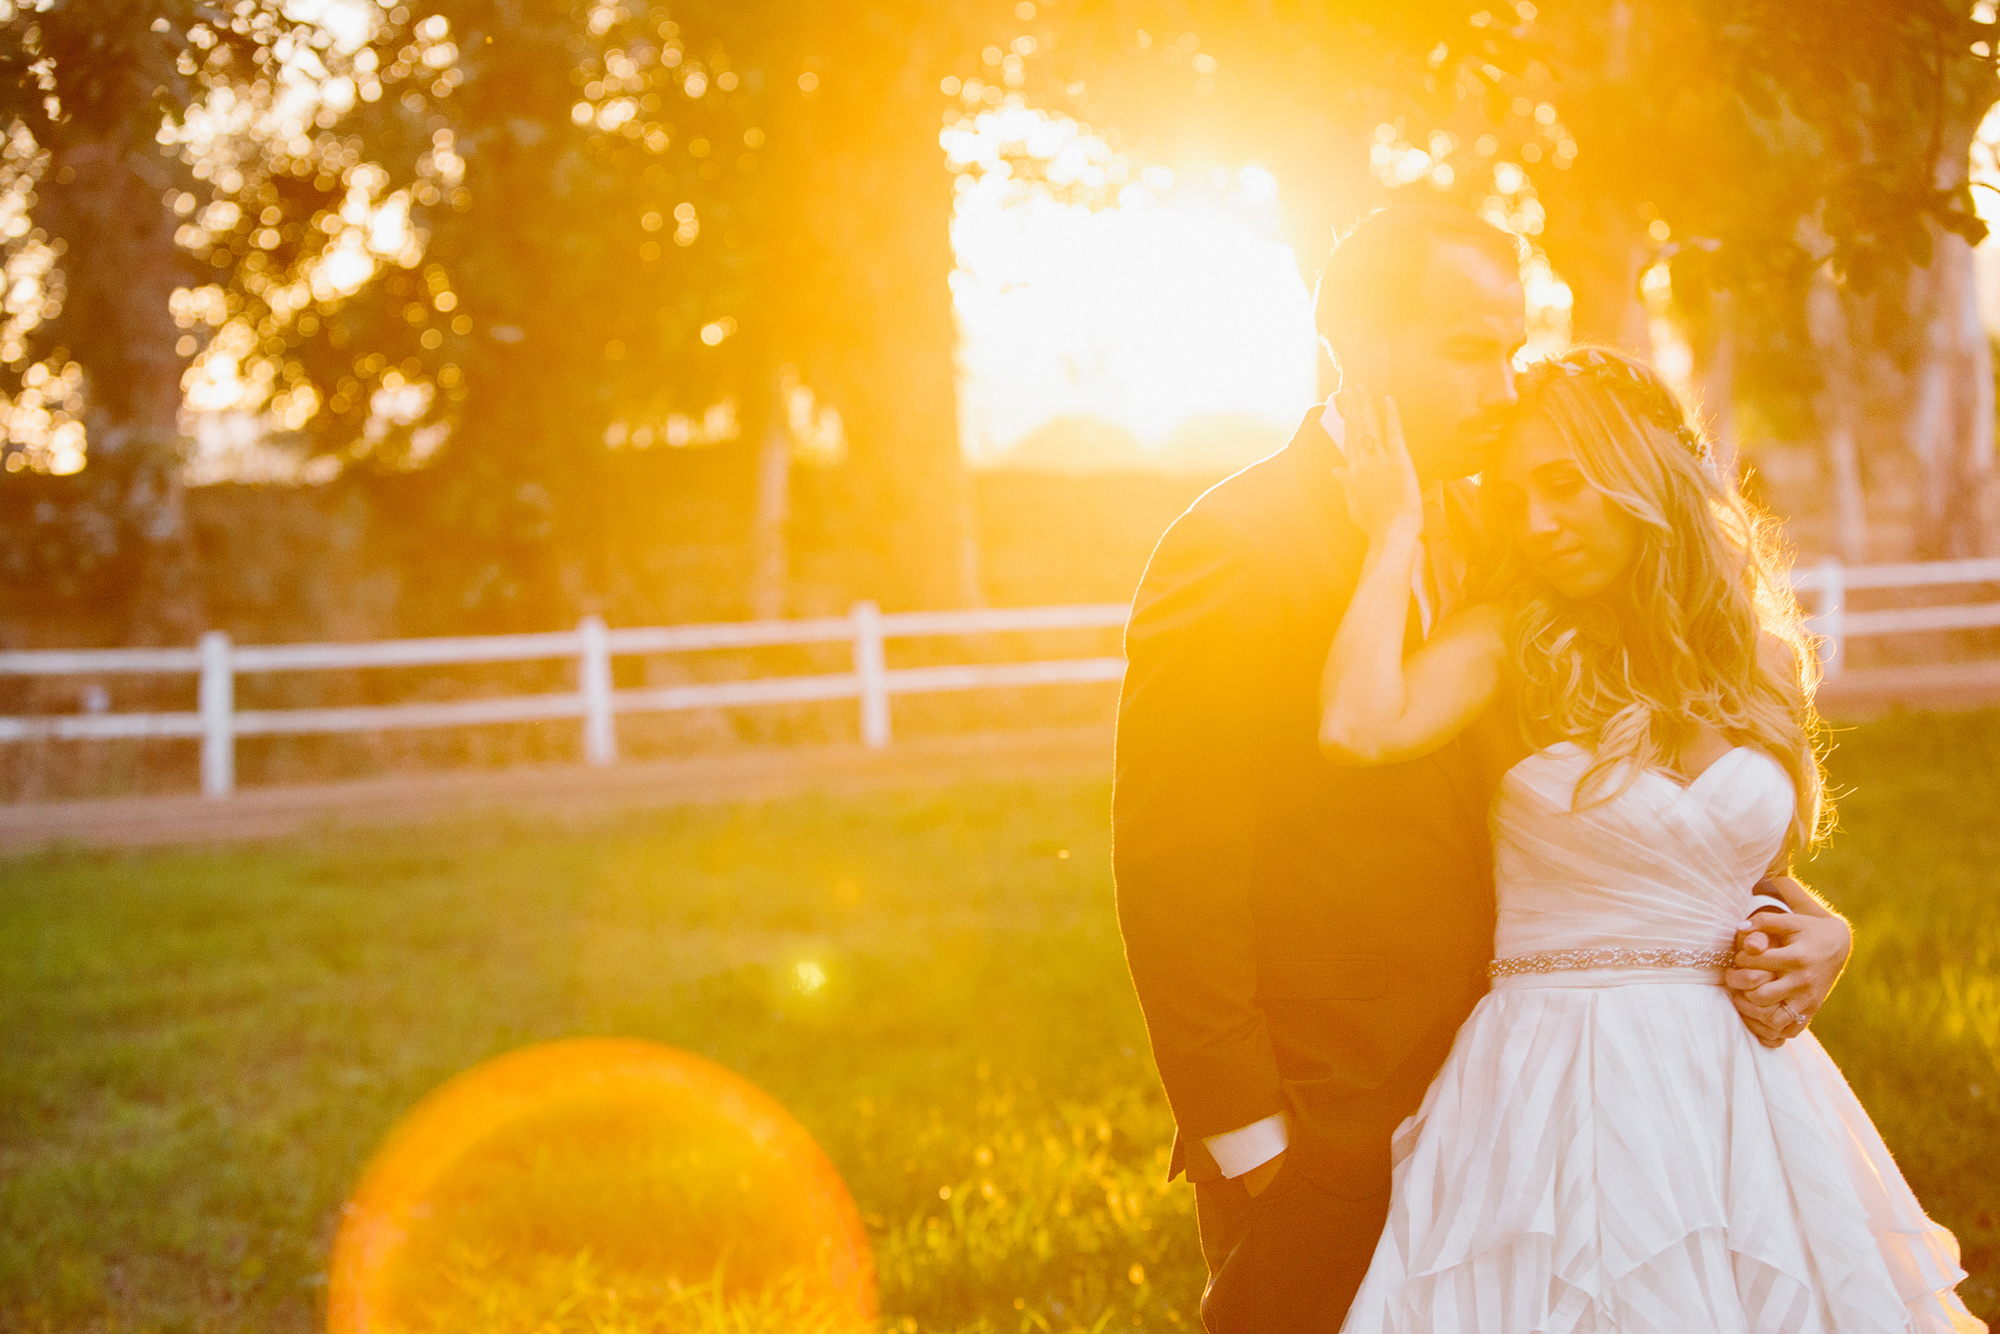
[1340,976,1985,1334]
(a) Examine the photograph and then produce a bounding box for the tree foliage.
[5,0,2000,646]
[234,0,1000,620]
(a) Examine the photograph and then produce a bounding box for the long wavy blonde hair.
[1491,347,1830,861]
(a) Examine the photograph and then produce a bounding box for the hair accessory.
[1530,348,1714,470]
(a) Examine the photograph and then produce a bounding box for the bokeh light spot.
[327,1038,873,1332]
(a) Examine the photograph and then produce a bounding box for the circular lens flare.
[327,1038,874,1332]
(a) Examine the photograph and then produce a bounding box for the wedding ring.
[1777,1001,1804,1029]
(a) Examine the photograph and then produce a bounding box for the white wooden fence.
[0,601,1129,797]
[1,556,1997,800]
[1791,556,2000,675]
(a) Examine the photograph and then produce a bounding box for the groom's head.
[1315,204,1527,482]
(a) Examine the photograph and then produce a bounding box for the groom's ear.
[1336,317,1389,392]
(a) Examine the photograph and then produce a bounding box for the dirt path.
[0,727,1114,855]
[3,662,1995,856]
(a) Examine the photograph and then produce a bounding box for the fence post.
[198,630,234,798]
[851,600,891,748]
[578,614,617,766]
[1815,555,1846,678]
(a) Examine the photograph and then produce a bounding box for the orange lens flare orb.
[327,1038,874,1332]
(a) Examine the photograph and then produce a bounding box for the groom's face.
[1378,244,1527,482]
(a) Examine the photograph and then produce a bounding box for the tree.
[0,0,457,639]
[256,0,759,627]
[4,0,1017,648]
[0,1,236,640]
[1688,1,2000,557]
[698,0,999,612]
[244,0,1005,623]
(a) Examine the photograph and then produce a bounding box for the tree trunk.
[1904,223,1998,558]
[1901,44,2000,557]
[796,56,981,610]
[38,136,202,644]
[1807,271,1868,562]
[750,371,792,621]
[1531,0,1657,357]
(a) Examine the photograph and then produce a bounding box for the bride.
[1317,346,1984,1333]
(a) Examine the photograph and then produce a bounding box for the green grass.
[2,710,1997,1331]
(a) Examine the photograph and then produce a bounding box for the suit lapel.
[1278,408,1367,589]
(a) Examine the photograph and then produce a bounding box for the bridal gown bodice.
[1490,741,1793,968]
[1338,744,1986,1334]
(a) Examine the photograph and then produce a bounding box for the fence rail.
[0,600,1131,796]
[2,556,1997,799]
[1790,556,2000,674]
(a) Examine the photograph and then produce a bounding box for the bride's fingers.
[1729,995,1804,1046]
[1729,932,1774,967]
[1739,938,1814,973]
[1349,426,1375,466]
[1334,384,1362,430]
[1741,971,1813,1009]
[1735,920,1815,968]
[1740,909,1809,939]
[1731,929,1771,958]
[1723,966,1776,992]
[1730,999,1788,1044]
[1355,391,1384,453]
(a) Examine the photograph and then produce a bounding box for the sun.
[948,108,1322,472]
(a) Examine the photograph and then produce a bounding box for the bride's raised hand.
[1335,390,1423,546]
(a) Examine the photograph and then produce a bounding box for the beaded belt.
[1487,945,1735,979]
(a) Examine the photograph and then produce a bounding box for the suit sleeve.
[1114,505,1285,1160]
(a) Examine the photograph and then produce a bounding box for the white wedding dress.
[1340,742,1985,1334]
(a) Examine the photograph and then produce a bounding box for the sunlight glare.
[1969,100,2000,336]
[950,111,1319,472]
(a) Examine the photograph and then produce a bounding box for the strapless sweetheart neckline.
[1503,740,1777,806]
[1491,741,1792,965]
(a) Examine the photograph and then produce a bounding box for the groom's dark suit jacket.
[1113,408,1497,1202]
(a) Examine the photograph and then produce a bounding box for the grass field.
[2,709,1997,1332]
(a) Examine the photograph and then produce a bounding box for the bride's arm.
[1725,634,1853,1045]
[1321,603,1510,765]
[1727,873,1853,1047]
[1317,394,1507,765]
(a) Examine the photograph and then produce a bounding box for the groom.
[1111,203,1855,1334]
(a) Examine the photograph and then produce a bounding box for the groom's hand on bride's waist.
[1725,875,1853,1048]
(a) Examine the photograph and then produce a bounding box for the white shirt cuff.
[1203,1113,1289,1178]
[1748,893,1789,916]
